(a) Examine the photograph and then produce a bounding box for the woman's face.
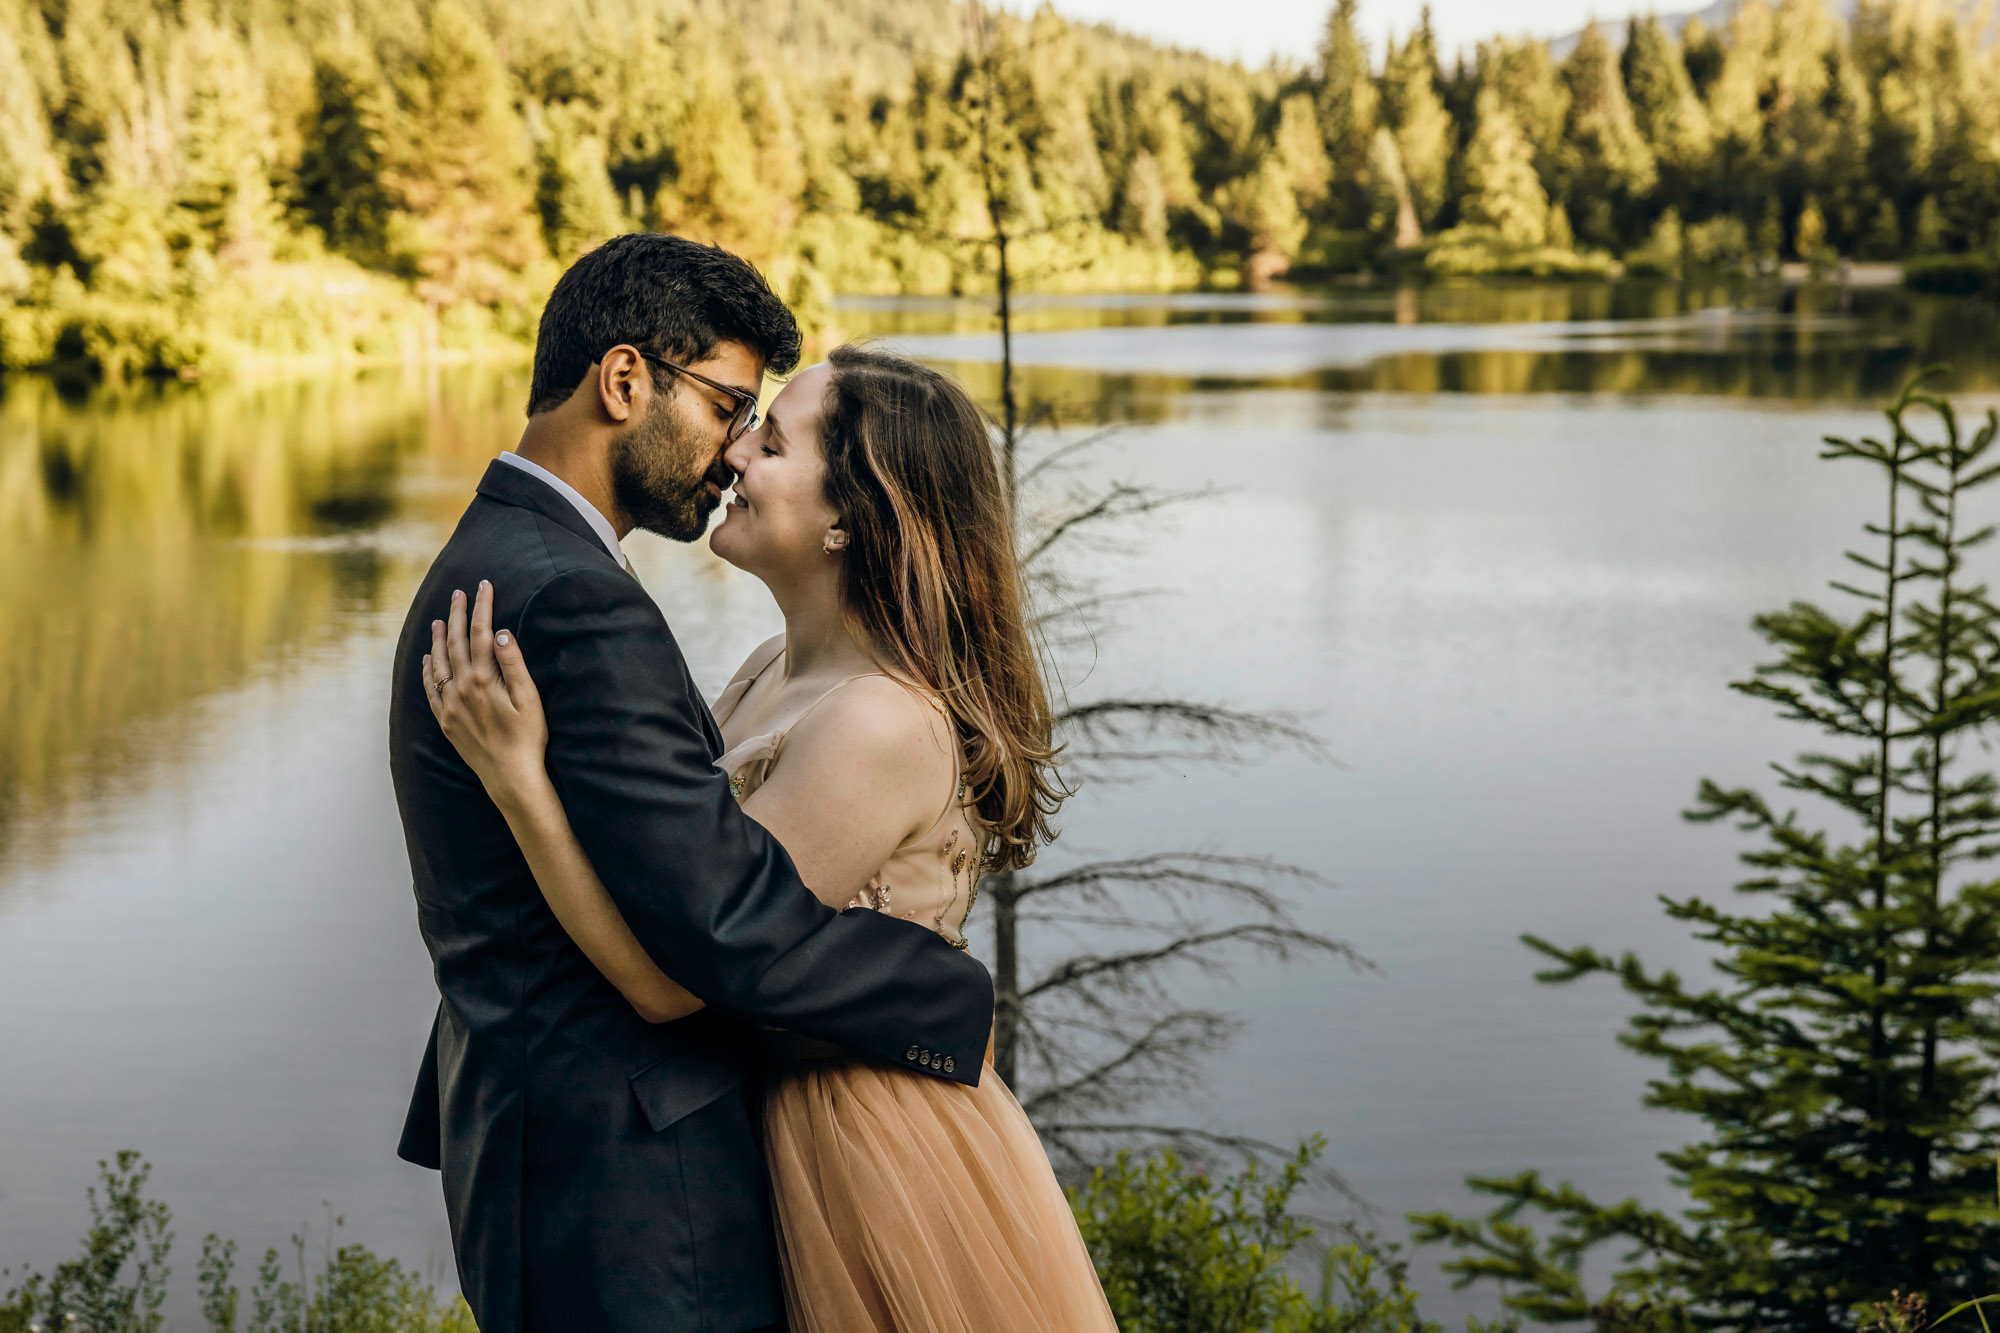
[709,362,844,580]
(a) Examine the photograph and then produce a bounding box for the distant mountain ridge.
[1549,0,1859,57]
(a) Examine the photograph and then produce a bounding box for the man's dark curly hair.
[526,233,803,417]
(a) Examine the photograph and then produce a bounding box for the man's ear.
[596,345,647,424]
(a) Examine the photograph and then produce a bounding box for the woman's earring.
[823,532,847,555]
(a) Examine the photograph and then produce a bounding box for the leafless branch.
[1024,922,1364,1001]
[1019,425,1127,490]
[1032,586,1165,635]
[1015,850,1330,915]
[1037,1123,1366,1204]
[1016,1010,1234,1115]
[1059,698,1336,766]
[1022,482,1216,567]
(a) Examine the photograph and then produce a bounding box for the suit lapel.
[474,459,622,570]
[473,458,726,756]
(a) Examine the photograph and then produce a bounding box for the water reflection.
[851,283,2000,401]
[4,285,1996,865]
[0,369,525,870]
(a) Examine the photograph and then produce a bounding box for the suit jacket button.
[920,1049,931,1065]
[943,1056,956,1073]
[906,1046,919,1062]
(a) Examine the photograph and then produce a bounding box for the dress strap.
[770,672,889,759]
[712,637,787,728]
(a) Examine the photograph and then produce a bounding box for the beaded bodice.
[710,637,983,948]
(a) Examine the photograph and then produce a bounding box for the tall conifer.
[387,0,544,310]
[1620,16,1711,213]
[1476,38,1567,186]
[1379,12,1454,232]
[1314,0,1377,229]
[1553,23,1654,248]
[1460,88,1547,246]
[1414,380,2000,1330]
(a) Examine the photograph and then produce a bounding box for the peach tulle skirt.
[762,1047,1119,1333]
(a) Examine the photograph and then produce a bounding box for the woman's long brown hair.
[819,343,1065,869]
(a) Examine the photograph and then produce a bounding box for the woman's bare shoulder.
[787,674,956,784]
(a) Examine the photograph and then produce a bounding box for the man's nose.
[722,431,753,476]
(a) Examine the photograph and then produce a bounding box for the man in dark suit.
[388,234,994,1333]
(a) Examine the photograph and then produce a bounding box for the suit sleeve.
[518,565,994,1085]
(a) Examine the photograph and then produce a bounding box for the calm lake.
[5,280,2000,1323]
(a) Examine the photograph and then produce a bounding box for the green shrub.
[1419,226,1617,280]
[1,1151,172,1333]
[1623,209,1684,279]
[1681,216,1751,271]
[1069,1138,1447,1333]
[1,1153,471,1333]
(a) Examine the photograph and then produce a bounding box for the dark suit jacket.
[389,460,994,1333]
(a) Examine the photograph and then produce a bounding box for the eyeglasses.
[639,352,764,442]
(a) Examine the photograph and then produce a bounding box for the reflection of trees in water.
[861,287,2000,404]
[0,369,525,869]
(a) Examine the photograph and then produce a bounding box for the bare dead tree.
[954,4,1366,1176]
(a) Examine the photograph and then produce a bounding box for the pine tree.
[1863,196,1904,259]
[1475,37,1567,184]
[1413,378,2000,1331]
[654,48,770,254]
[533,102,627,264]
[1272,92,1331,216]
[1680,17,1726,103]
[1913,195,1946,255]
[1224,155,1307,272]
[1553,23,1654,249]
[1619,16,1711,209]
[1817,37,1876,255]
[1314,0,1377,229]
[386,0,545,310]
[1544,198,1573,251]
[0,0,60,246]
[296,45,398,265]
[1379,11,1454,232]
[1795,192,1827,259]
[1459,88,1546,246]
[175,20,277,264]
[1116,147,1168,247]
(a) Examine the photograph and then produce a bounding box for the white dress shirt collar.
[496,451,626,568]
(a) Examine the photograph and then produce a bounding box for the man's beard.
[609,397,727,543]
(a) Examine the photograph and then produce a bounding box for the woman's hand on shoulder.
[739,676,956,907]
[423,580,550,811]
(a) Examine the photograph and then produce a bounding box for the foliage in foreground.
[7,1143,1452,1333]
[1071,1138,1461,1333]
[5,1142,1454,1333]
[1412,376,2000,1329]
[0,1153,471,1333]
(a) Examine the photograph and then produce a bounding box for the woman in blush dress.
[422,344,1117,1332]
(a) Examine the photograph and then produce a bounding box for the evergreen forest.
[0,0,1997,374]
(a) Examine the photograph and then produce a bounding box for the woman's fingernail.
[480,579,491,591]
[496,631,511,646]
